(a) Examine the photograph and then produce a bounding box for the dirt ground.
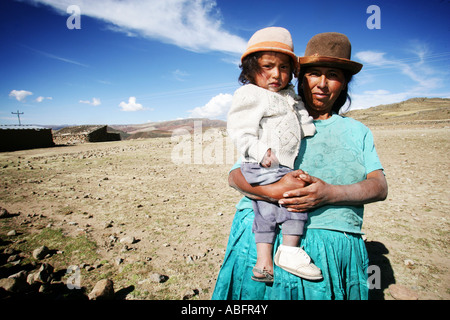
[0,122,449,300]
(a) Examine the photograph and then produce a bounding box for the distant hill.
[344,97,450,126]
[32,98,449,141]
[111,118,226,140]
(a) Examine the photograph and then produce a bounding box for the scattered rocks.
[388,284,419,300]
[182,288,200,300]
[404,259,415,267]
[0,207,11,218]
[185,255,194,264]
[0,277,27,293]
[104,220,114,228]
[33,245,50,260]
[119,236,136,245]
[7,254,21,263]
[32,263,54,283]
[88,279,115,300]
[149,272,169,283]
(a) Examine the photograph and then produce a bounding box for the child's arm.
[227,86,270,164]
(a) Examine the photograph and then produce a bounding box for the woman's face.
[302,67,347,119]
[254,52,292,92]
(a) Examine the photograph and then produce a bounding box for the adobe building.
[0,125,55,152]
[53,125,121,145]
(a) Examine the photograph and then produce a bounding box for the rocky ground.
[0,121,449,300]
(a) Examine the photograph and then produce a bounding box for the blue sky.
[1,0,449,125]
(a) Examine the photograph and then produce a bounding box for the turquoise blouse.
[232,114,384,234]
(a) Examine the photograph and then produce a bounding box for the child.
[227,27,322,282]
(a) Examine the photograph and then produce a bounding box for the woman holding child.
[212,29,388,300]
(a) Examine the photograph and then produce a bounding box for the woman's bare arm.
[279,169,388,212]
[228,168,308,202]
[229,168,388,212]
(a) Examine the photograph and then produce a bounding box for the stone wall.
[53,126,121,145]
[0,126,54,152]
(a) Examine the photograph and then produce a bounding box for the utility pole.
[11,110,24,125]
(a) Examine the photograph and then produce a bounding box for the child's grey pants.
[241,162,308,244]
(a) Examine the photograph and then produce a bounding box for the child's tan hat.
[241,27,298,71]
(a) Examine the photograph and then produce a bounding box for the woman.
[211,32,388,300]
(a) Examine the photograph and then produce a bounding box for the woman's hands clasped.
[278,170,333,213]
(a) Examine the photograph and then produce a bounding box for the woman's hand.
[279,169,388,212]
[278,174,334,212]
[228,168,310,203]
[229,167,387,212]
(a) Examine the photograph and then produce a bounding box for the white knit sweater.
[227,84,315,169]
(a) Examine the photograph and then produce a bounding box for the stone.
[3,248,15,255]
[8,270,26,279]
[88,279,114,300]
[0,278,18,292]
[0,207,10,218]
[404,259,415,267]
[182,288,199,300]
[104,221,114,228]
[27,273,36,285]
[7,254,20,263]
[33,245,49,260]
[388,284,419,300]
[149,272,169,283]
[185,255,194,264]
[33,263,54,283]
[0,272,28,293]
[119,236,136,244]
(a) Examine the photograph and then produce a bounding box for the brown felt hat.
[299,32,362,74]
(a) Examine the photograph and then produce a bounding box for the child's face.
[254,52,292,92]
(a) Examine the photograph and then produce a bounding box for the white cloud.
[188,93,232,119]
[21,45,89,68]
[36,96,53,102]
[172,69,189,81]
[9,90,33,102]
[30,0,247,54]
[355,46,443,90]
[79,97,101,106]
[355,51,387,66]
[351,42,448,110]
[119,96,144,112]
[362,89,390,96]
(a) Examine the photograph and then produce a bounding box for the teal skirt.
[211,208,369,300]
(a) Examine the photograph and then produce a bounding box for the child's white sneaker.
[274,245,323,280]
